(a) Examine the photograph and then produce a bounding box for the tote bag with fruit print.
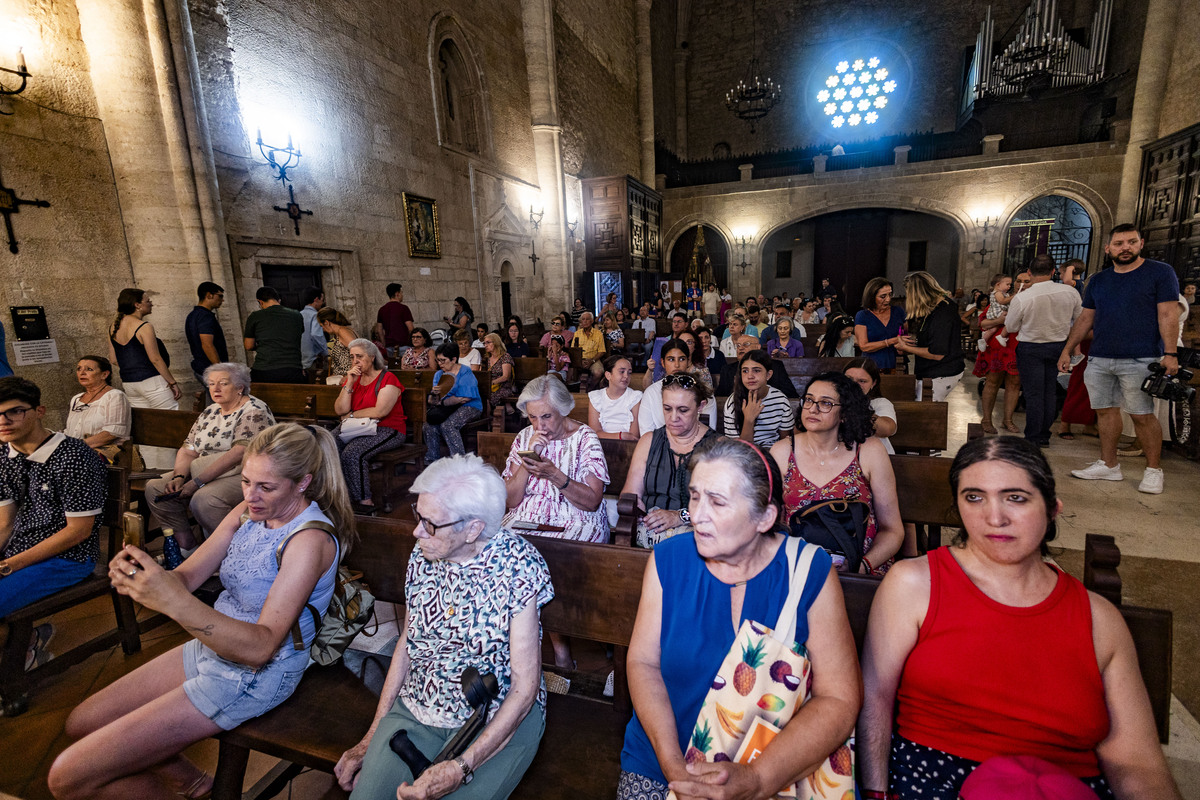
[668,538,855,800]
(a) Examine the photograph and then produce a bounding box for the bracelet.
[558,473,571,490]
[862,791,895,800]
[168,382,177,387]
[861,555,875,574]
[1164,352,1178,357]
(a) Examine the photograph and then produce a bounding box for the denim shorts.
[1083,356,1157,415]
[181,638,309,730]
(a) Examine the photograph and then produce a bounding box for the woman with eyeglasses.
[333,339,408,515]
[770,372,903,575]
[333,454,553,800]
[144,362,275,554]
[621,372,718,548]
[65,355,132,464]
[424,343,483,463]
[638,339,719,435]
[399,328,434,370]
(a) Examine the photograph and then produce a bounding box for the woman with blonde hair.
[51,423,354,800]
[895,271,966,402]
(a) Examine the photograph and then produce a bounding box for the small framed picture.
[402,193,441,258]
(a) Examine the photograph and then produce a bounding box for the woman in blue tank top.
[619,436,861,800]
[51,423,355,800]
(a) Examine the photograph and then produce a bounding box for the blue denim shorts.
[1083,356,1157,415]
[181,638,309,730]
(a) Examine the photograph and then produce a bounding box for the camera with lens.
[1141,348,1196,404]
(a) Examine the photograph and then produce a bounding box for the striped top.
[722,387,795,447]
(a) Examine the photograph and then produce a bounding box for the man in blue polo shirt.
[184,282,228,387]
[1058,223,1181,494]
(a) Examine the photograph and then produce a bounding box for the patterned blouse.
[782,443,890,574]
[400,529,554,727]
[327,340,353,378]
[502,425,611,543]
[401,347,432,370]
[489,352,516,401]
[184,396,276,456]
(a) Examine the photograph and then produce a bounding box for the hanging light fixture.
[725,0,780,133]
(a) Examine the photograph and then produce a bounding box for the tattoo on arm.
[187,624,215,637]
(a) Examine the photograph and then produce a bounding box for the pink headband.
[739,439,774,500]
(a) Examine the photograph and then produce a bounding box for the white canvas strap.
[772,537,820,646]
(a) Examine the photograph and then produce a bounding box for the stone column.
[893,145,911,165]
[635,0,655,186]
[520,0,571,315]
[1115,0,1181,222]
[982,134,1004,155]
[674,48,690,159]
[813,154,828,174]
[739,163,754,182]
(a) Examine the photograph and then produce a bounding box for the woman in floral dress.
[317,308,358,384]
[399,327,434,370]
[769,371,903,576]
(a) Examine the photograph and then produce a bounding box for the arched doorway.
[1004,195,1093,274]
[763,209,959,312]
[669,225,729,290]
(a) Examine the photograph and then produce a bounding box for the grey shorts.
[181,638,309,730]
[1083,356,1157,415]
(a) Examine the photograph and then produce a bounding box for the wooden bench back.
[476,431,637,494]
[890,401,949,454]
[248,384,320,419]
[889,454,959,529]
[878,373,932,403]
[392,370,435,392]
[512,357,547,386]
[129,408,200,450]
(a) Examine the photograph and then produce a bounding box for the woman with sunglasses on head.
[620,373,718,548]
[638,339,719,435]
[770,372,903,575]
[858,438,1182,800]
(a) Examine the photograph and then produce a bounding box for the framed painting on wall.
[402,193,441,258]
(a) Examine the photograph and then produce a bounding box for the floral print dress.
[782,443,890,574]
[327,340,353,379]
[489,352,516,401]
[401,347,432,370]
[184,396,276,456]
[502,425,610,542]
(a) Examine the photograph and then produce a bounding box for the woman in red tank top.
[857,437,1181,800]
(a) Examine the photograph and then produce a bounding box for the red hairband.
[738,439,774,499]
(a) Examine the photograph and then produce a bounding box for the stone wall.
[1157,0,1200,138]
[660,143,1125,301]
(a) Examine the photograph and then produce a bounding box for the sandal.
[177,773,213,800]
[981,421,998,435]
[1057,432,1076,440]
[1002,419,1019,433]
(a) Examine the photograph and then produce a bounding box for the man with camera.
[1058,224,1181,494]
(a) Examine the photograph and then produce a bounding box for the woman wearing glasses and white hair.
[620,372,718,549]
[770,372,903,576]
[336,454,553,800]
[333,339,408,515]
[144,362,275,553]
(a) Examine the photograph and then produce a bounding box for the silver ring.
[127,570,137,578]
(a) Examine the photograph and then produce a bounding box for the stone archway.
[997,180,1111,273]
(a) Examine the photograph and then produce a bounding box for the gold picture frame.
[402,193,441,258]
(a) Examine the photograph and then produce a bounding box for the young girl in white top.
[588,355,643,441]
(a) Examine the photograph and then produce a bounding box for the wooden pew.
[0,464,142,716]
[208,520,1174,799]
[889,401,949,455]
[778,358,931,403]
[889,454,959,552]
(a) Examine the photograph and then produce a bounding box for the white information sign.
[12,339,60,366]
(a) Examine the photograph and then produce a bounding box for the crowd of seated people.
[0,275,1182,800]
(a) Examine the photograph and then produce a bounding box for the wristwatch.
[454,756,473,785]
[0,561,12,578]
[679,508,691,524]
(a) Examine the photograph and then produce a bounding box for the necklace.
[802,436,842,466]
[80,386,108,404]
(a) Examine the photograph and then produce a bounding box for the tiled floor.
[3,378,1200,799]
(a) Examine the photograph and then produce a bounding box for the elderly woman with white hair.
[144,362,275,553]
[332,338,408,514]
[335,455,554,800]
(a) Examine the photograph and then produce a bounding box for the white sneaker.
[1070,460,1124,481]
[1137,468,1164,494]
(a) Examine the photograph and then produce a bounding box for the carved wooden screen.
[1137,122,1200,284]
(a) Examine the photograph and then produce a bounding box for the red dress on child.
[972,307,1019,378]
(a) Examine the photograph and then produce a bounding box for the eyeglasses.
[70,399,91,413]
[0,406,34,422]
[411,504,468,535]
[661,374,697,389]
[207,380,234,389]
[801,397,841,413]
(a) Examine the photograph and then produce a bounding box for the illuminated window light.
[817,89,830,101]
[849,114,862,125]
[865,83,880,96]
[833,88,846,100]
[842,73,856,85]
[831,115,845,128]
[865,111,878,123]
[836,61,849,73]
[874,96,888,108]
[824,103,837,115]
[859,72,872,83]
[867,57,880,68]
[852,59,864,70]
[883,80,896,92]
[850,86,863,98]
[841,100,853,112]
[817,56,897,127]
[875,68,889,80]
[826,75,839,88]
[857,99,870,111]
